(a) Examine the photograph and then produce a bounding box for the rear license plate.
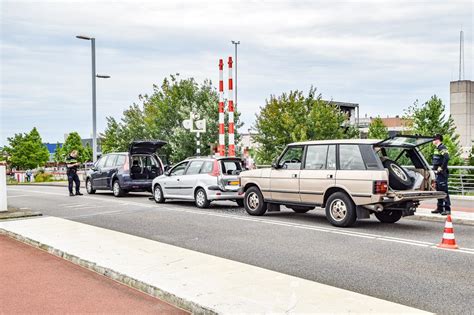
[229,181,239,186]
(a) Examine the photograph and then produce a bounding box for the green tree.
[468,145,474,175]
[253,88,357,164]
[83,143,93,162]
[101,75,241,163]
[53,142,63,164]
[4,127,50,169]
[62,132,87,163]
[368,117,389,139]
[404,95,463,166]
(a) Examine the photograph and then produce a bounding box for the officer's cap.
[433,134,443,141]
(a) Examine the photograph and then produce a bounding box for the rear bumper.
[206,188,243,201]
[121,178,153,191]
[386,191,447,202]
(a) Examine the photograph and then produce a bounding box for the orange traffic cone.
[437,215,459,249]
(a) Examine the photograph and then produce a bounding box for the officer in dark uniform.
[66,150,83,197]
[431,134,450,215]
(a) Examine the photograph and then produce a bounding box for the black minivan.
[85,140,167,197]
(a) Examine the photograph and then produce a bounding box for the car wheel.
[382,159,413,190]
[236,199,244,207]
[375,210,402,223]
[153,184,165,203]
[195,188,210,208]
[244,186,267,216]
[86,179,96,194]
[113,180,125,197]
[325,192,357,227]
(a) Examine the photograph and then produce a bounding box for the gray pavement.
[6,185,474,314]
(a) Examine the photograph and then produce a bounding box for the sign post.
[183,112,207,156]
[0,165,8,212]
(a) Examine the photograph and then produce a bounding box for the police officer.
[431,134,450,215]
[66,150,83,197]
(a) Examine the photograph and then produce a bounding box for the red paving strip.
[0,235,188,314]
[419,203,474,213]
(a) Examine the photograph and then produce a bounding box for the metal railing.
[255,165,474,195]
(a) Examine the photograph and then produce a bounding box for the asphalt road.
[6,185,474,314]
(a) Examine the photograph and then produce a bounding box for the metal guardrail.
[255,165,474,195]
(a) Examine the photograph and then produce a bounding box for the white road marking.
[8,187,474,255]
[7,195,29,198]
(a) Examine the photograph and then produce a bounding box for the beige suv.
[239,136,446,227]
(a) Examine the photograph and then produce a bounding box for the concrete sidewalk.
[0,234,187,314]
[0,217,428,314]
[414,207,474,226]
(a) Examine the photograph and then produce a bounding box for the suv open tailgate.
[387,190,446,202]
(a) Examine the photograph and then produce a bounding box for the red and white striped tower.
[218,59,225,157]
[227,56,235,157]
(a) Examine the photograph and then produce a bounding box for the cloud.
[1,0,472,145]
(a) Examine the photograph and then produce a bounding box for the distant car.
[151,156,244,208]
[239,136,446,227]
[85,140,166,197]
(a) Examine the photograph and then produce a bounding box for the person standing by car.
[431,134,451,215]
[66,150,83,196]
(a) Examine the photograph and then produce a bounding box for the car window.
[186,161,204,175]
[279,146,304,170]
[221,159,243,175]
[200,161,214,174]
[327,145,336,170]
[170,162,188,176]
[104,155,117,167]
[339,145,366,170]
[304,145,328,170]
[115,155,126,166]
[96,156,108,168]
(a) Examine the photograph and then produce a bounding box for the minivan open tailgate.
[387,190,446,202]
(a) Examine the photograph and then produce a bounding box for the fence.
[255,165,474,196]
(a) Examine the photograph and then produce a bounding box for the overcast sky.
[1,0,473,146]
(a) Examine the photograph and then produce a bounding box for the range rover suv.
[85,140,166,197]
[239,136,446,227]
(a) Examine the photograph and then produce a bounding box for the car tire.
[382,159,413,190]
[236,199,244,207]
[244,186,267,216]
[325,192,357,227]
[195,188,210,208]
[86,179,96,194]
[112,180,125,197]
[374,210,403,223]
[153,184,165,203]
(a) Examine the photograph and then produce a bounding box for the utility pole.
[231,41,240,107]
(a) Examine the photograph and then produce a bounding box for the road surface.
[6,185,474,314]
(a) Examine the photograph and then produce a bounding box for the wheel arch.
[323,186,354,207]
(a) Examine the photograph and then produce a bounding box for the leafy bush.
[34,170,54,182]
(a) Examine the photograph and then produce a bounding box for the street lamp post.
[76,35,110,162]
[231,40,240,107]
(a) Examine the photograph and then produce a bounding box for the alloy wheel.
[329,199,347,221]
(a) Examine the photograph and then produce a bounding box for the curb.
[406,214,474,226]
[8,183,84,188]
[0,211,43,220]
[0,229,216,315]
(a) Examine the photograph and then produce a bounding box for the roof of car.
[289,139,381,146]
[185,155,242,161]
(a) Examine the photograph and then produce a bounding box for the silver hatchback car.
[151,156,244,208]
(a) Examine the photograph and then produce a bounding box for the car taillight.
[209,160,220,177]
[373,180,388,194]
[123,158,130,171]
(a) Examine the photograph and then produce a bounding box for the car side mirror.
[164,170,171,176]
[271,162,280,169]
[164,165,171,172]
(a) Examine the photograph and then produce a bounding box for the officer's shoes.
[76,192,84,196]
[441,211,451,216]
[431,209,442,214]
[69,193,75,197]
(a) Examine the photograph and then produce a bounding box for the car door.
[162,161,189,198]
[269,146,304,203]
[299,145,336,205]
[92,155,108,188]
[180,160,205,198]
[102,154,119,189]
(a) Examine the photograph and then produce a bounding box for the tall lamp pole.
[76,35,110,162]
[231,40,240,107]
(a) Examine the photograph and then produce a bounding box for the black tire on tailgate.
[375,210,403,223]
[382,159,413,190]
